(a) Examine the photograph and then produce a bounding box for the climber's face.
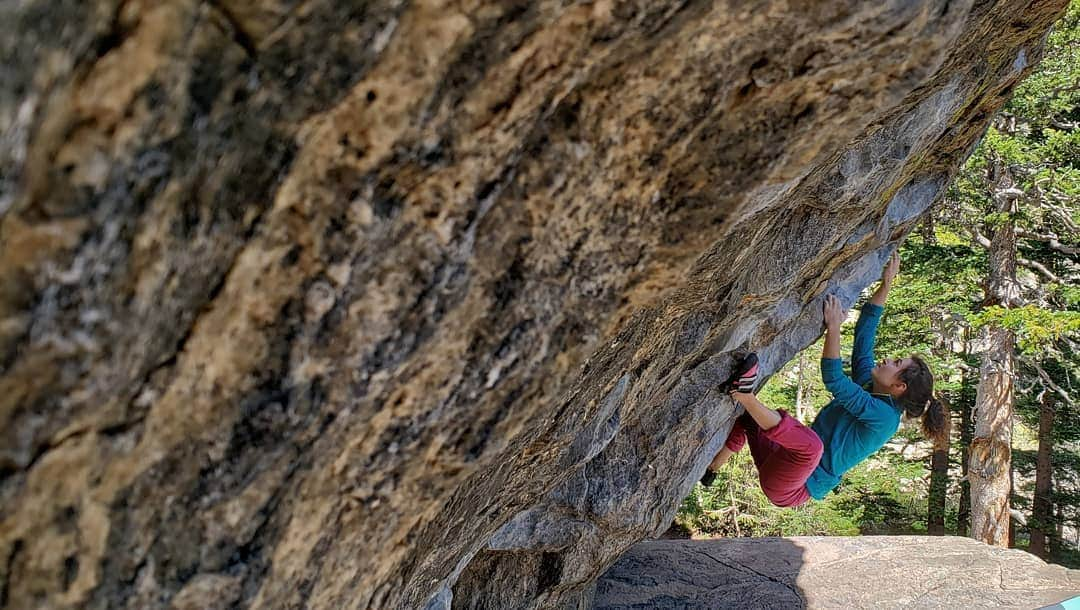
[872,357,912,397]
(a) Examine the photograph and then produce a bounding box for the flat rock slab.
[594,536,1080,609]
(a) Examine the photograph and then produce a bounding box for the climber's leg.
[730,387,781,431]
[722,415,747,453]
[735,412,780,472]
[701,417,744,486]
[709,446,735,472]
[708,411,785,479]
[714,385,823,506]
[750,411,824,507]
[703,354,768,483]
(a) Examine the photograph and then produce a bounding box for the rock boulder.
[594,536,1080,609]
[0,1,1068,609]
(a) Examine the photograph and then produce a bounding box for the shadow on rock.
[593,538,806,609]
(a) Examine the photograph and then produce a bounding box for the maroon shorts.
[724,410,824,507]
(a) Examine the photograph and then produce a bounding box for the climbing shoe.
[700,469,717,488]
[720,353,759,394]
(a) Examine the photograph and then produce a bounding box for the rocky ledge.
[595,536,1080,609]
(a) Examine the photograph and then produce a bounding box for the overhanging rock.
[0,1,1068,609]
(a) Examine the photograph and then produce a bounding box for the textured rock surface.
[594,536,1080,609]
[0,1,1068,609]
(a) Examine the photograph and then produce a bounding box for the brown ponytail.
[898,356,948,444]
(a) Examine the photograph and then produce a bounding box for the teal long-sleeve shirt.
[805,303,903,500]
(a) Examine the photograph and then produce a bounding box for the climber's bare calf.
[732,390,782,431]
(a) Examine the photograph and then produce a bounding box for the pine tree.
[943,0,1080,552]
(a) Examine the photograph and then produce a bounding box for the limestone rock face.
[594,536,1080,609]
[0,1,1067,609]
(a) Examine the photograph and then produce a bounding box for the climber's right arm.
[822,294,844,360]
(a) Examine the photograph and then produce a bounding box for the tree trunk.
[795,350,808,421]
[1009,461,1016,548]
[970,326,1016,548]
[969,155,1021,548]
[963,347,980,537]
[917,213,937,244]
[1029,390,1055,559]
[1051,503,1065,561]
[963,401,972,535]
[928,397,952,535]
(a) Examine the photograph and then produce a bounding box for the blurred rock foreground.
[0,1,1069,609]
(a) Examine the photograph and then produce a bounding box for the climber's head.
[874,355,947,442]
[870,356,913,398]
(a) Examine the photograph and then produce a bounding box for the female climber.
[703,252,946,507]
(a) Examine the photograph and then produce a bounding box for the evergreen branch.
[1032,361,1075,407]
[1033,79,1080,109]
[1020,258,1067,283]
[1042,201,1080,233]
[1017,230,1080,255]
[969,228,1065,283]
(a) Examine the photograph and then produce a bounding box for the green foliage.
[899,4,1080,559]
[677,448,868,539]
[1042,128,1080,166]
[969,305,1080,352]
[941,1,1080,566]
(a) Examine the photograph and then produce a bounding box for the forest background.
[676,0,1080,568]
